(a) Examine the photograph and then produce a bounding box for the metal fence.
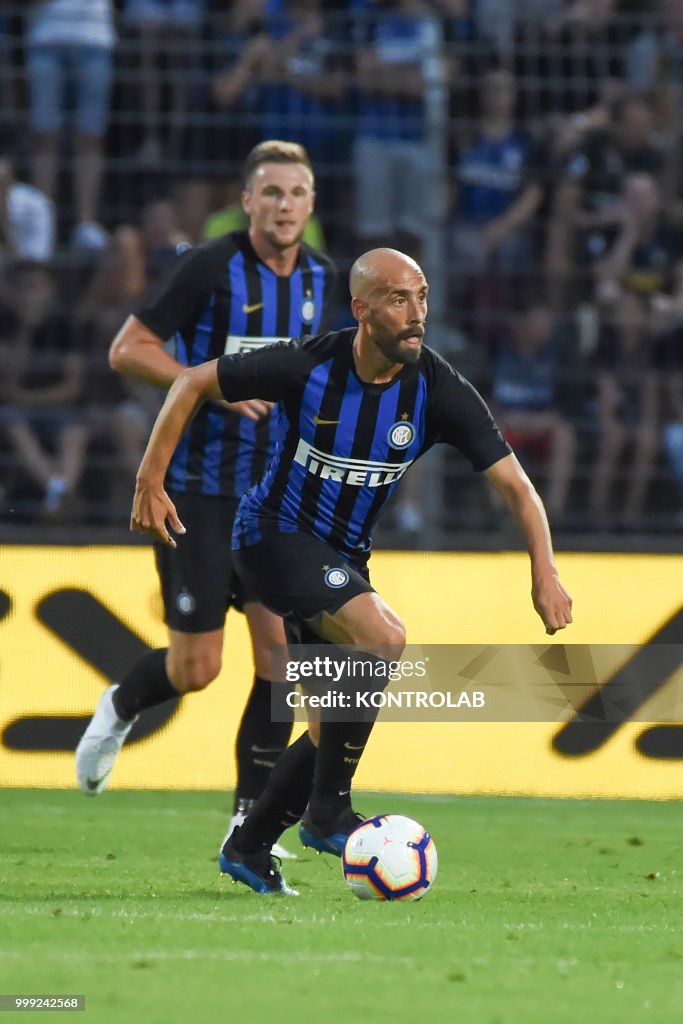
[0,1,681,546]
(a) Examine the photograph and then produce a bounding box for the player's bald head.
[349,248,425,301]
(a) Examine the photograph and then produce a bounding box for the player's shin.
[112,648,178,720]
[233,675,294,813]
[231,731,317,853]
[307,653,390,827]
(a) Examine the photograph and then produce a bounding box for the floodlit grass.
[1,790,682,1023]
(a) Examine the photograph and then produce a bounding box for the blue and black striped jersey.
[136,230,336,499]
[217,328,511,563]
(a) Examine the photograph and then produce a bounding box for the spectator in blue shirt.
[490,298,577,517]
[352,0,442,259]
[450,68,546,337]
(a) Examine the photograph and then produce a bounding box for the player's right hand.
[531,572,573,635]
[130,480,186,547]
[222,399,274,421]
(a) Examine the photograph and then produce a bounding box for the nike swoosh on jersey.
[250,745,284,753]
[242,301,264,314]
[343,742,365,750]
[313,415,340,426]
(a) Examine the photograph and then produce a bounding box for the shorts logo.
[176,590,196,615]
[388,421,415,449]
[324,568,349,589]
[301,297,316,323]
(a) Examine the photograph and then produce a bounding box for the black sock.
[308,719,376,825]
[233,675,294,812]
[306,650,389,825]
[234,732,317,852]
[112,649,179,721]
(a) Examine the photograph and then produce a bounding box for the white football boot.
[75,684,138,795]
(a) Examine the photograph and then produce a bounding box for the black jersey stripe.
[322,369,387,548]
[218,249,254,494]
[250,419,273,488]
[343,370,425,551]
[311,367,365,539]
[233,417,257,497]
[244,258,264,337]
[199,286,234,494]
[292,350,348,533]
[183,296,219,488]
[276,274,293,337]
[257,262,278,335]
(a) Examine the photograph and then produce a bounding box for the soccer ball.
[341,814,437,901]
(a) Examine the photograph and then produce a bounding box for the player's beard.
[374,329,424,366]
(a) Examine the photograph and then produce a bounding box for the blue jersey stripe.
[234,416,258,498]
[277,358,333,531]
[345,374,427,551]
[173,330,188,366]
[168,333,189,488]
[168,431,190,491]
[288,267,304,337]
[228,250,258,499]
[202,406,227,495]
[228,251,248,334]
[342,384,402,551]
[269,404,281,451]
[306,254,326,332]
[191,294,215,364]
[169,298,215,489]
[313,370,363,539]
[258,262,278,336]
[233,406,293,547]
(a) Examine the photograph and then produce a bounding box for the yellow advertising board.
[0,546,681,798]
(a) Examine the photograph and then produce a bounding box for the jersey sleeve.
[217,339,309,402]
[425,353,511,471]
[135,243,222,341]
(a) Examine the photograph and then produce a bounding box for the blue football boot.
[299,807,365,857]
[219,828,298,895]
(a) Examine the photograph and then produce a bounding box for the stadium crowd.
[0,0,681,535]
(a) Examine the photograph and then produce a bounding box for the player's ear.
[351,296,369,323]
[241,189,251,215]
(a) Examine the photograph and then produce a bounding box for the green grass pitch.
[1,790,682,1024]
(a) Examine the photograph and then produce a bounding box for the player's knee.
[168,653,222,693]
[374,617,406,654]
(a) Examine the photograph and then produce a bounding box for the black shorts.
[154,491,250,633]
[232,531,374,633]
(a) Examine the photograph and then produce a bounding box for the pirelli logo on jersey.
[294,439,412,486]
[225,334,291,355]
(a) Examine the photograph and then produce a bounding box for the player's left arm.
[131,359,223,546]
[484,453,573,634]
[425,355,572,634]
